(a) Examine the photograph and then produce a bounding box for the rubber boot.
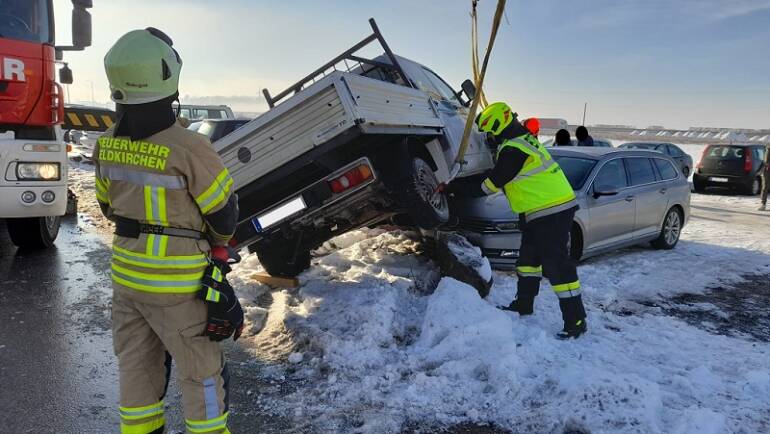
[556,295,587,339]
[501,296,535,315]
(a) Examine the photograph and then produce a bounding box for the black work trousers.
[516,206,586,324]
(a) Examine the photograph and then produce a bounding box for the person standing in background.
[554,129,572,146]
[575,125,594,146]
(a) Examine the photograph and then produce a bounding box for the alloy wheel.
[664,211,681,246]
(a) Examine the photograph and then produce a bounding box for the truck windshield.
[0,0,53,44]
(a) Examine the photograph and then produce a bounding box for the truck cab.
[0,0,92,248]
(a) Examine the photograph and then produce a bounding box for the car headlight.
[17,163,60,180]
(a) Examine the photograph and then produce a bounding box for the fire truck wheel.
[7,216,61,249]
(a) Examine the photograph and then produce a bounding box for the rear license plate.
[251,196,307,232]
[709,177,729,183]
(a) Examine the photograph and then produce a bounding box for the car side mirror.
[593,187,618,198]
[460,79,477,101]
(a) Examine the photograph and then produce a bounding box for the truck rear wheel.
[249,238,311,278]
[398,157,449,229]
[7,216,61,249]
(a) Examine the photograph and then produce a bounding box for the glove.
[197,250,244,342]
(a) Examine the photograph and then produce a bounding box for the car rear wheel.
[693,179,706,193]
[397,157,449,229]
[7,216,61,249]
[250,237,311,278]
[747,177,762,196]
[652,207,682,250]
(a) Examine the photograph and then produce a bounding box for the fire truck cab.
[0,0,91,248]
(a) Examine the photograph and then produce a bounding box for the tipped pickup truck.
[216,18,493,277]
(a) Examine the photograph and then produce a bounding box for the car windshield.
[705,145,744,160]
[0,0,52,44]
[553,156,597,190]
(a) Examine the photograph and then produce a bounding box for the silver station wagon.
[451,147,691,269]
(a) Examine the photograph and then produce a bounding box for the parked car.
[216,19,493,277]
[188,118,251,143]
[451,148,691,269]
[619,142,693,177]
[543,138,613,147]
[692,144,766,195]
[178,104,234,121]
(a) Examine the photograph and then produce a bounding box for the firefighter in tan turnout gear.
[95,28,242,434]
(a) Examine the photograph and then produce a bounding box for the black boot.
[501,296,535,315]
[556,318,587,339]
[556,295,587,339]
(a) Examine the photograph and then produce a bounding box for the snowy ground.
[70,159,770,433]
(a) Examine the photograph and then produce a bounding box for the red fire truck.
[0,0,92,247]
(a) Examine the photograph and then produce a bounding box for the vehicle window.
[623,143,659,151]
[653,158,678,180]
[2,0,51,44]
[625,157,657,186]
[706,146,744,160]
[758,147,767,162]
[668,145,685,157]
[594,159,628,192]
[553,156,597,190]
[420,68,460,103]
[179,108,192,119]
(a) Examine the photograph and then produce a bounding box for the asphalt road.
[0,192,765,433]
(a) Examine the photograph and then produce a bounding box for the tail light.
[328,164,373,194]
[744,147,753,173]
[696,145,710,169]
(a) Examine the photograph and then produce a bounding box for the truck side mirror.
[461,79,477,101]
[59,64,74,85]
[72,6,92,49]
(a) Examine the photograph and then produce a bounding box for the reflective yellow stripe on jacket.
[492,134,577,220]
[196,169,233,214]
[111,262,205,293]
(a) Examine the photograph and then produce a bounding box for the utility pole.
[582,102,587,125]
[87,80,95,104]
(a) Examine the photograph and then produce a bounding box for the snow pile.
[235,224,770,433]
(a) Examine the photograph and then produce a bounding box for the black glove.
[197,258,244,342]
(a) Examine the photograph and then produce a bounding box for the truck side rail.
[262,18,413,108]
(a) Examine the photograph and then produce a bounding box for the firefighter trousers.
[112,287,231,434]
[515,206,586,324]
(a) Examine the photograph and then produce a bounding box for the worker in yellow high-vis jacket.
[95,28,241,434]
[449,102,587,339]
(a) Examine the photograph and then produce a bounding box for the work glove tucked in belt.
[197,247,244,342]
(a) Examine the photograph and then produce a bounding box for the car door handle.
[659,188,667,194]
[625,195,635,202]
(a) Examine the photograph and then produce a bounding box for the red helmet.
[524,117,540,136]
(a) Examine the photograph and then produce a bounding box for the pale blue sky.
[55,0,770,129]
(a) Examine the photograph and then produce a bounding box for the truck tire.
[7,216,61,249]
[397,157,449,229]
[250,238,311,278]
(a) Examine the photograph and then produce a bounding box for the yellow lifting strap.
[471,0,489,108]
[452,0,507,176]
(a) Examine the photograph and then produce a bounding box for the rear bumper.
[693,172,754,188]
